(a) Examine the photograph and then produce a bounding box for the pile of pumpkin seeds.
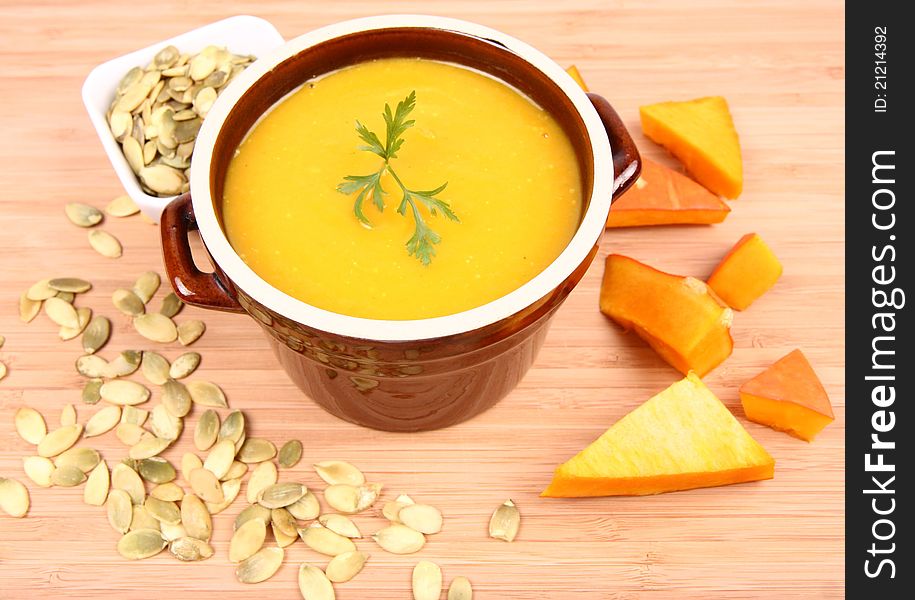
[108,45,254,197]
[0,195,526,599]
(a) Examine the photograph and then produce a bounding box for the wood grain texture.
[0,0,844,598]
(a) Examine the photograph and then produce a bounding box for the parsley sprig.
[336,91,458,265]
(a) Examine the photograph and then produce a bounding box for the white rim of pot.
[192,14,613,341]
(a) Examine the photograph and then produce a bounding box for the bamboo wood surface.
[0,1,844,598]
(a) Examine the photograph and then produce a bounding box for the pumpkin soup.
[222,58,582,319]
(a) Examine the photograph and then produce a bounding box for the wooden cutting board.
[0,1,844,598]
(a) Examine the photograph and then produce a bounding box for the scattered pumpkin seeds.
[218,410,245,444]
[413,560,443,600]
[373,523,426,554]
[83,405,121,437]
[19,292,42,322]
[236,546,284,583]
[59,403,77,427]
[314,460,366,486]
[181,452,203,483]
[113,288,145,316]
[177,319,205,345]
[150,402,183,441]
[130,505,161,531]
[224,460,248,481]
[55,447,100,472]
[15,407,47,444]
[130,435,172,460]
[106,489,133,533]
[105,349,142,378]
[134,312,178,343]
[193,409,219,451]
[27,279,56,301]
[207,476,242,514]
[229,517,267,562]
[82,316,111,354]
[106,194,140,217]
[160,292,183,318]
[271,507,298,537]
[488,499,520,542]
[246,461,278,504]
[297,564,335,600]
[65,202,103,227]
[51,464,88,487]
[399,504,443,535]
[82,378,103,404]
[115,422,146,446]
[118,529,167,560]
[257,482,306,509]
[141,351,170,385]
[238,438,276,464]
[22,456,55,487]
[168,352,200,379]
[37,423,83,457]
[181,493,212,541]
[138,457,176,484]
[162,379,192,417]
[170,536,214,562]
[189,467,223,504]
[286,491,321,521]
[278,439,303,469]
[448,576,473,600]
[48,277,92,294]
[76,354,108,378]
[383,494,415,523]
[300,522,357,556]
[323,482,382,514]
[0,478,30,517]
[160,521,188,542]
[88,229,123,258]
[326,550,369,583]
[145,496,181,525]
[100,379,150,405]
[203,439,236,479]
[133,271,161,303]
[59,306,92,340]
[187,380,227,408]
[235,503,271,532]
[319,513,362,538]
[150,482,184,502]
[121,405,148,426]
[111,462,145,505]
[44,296,80,329]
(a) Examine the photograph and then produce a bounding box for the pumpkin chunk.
[607,158,731,227]
[740,349,834,441]
[707,233,782,310]
[543,373,774,497]
[564,65,589,92]
[600,254,733,376]
[640,96,743,198]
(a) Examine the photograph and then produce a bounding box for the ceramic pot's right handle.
[587,92,642,198]
[160,193,245,313]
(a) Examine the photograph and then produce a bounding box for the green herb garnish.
[337,91,458,265]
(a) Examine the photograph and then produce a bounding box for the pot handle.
[160,193,245,313]
[587,92,642,198]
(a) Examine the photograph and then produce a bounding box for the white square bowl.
[82,15,285,222]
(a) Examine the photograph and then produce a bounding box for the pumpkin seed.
[181,493,212,541]
[399,504,443,535]
[100,380,150,405]
[130,505,160,531]
[194,409,219,451]
[314,460,365,486]
[162,379,192,417]
[323,483,382,514]
[82,316,111,354]
[23,456,55,487]
[55,447,100,472]
[115,422,146,446]
[181,452,203,483]
[413,561,443,600]
[121,405,148,426]
[218,410,244,444]
[159,292,183,317]
[160,521,187,542]
[0,478,29,517]
[55,291,76,303]
[223,460,247,481]
[326,550,369,583]
[257,482,306,509]
[138,457,176,483]
[59,403,77,426]
[76,354,108,378]
[37,424,83,457]
[299,522,356,557]
[150,482,183,502]
[44,296,80,329]
[170,536,214,561]
[105,195,138,218]
[319,513,362,538]
[51,464,87,487]
[271,507,298,538]
[111,462,145,505]
[131,435,172,460]
[106,489,133,533]
[234,503,271,531]
[14,407,47,444]
[168,352,200,379]
[139,164,185,195]
[145,496,180,525]
[88,229,122,258]
[177,319,205,345]
[48,277,92,293]
[141,351,170,385]
[238,438,276,464]
[189,467,223,504]
[27,279,56,300]
[278,439,303,468]
[287,491,321,521]
[133,271,160,303]
[488,499,520,542]
[203,439,236,479]
[273,520,298,548]
[448,576,473,600]
[118,529,167,560]
[84,405,121,437]
[112,288,145,316]
[104,349,142,378]
[19,292,41,322]
[373,524,426,554]
[65,202,103,227]
[297,564,335,600]
[229,517,267,562]
[59,306,91,340]
[206,476,242,514]
[193,86,217,117]
[82,378,103,404]
[382,494,415,522]
[236,546,284,583]
[134,313,177,342]
[246,461,277,503]
[187,380,227,407]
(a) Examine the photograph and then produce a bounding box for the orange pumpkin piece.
[640,96,743,198]
[564,65,589,92]
[740,349,834,441]
[707,233,782,310]
[600,254,733,377]
[543,372,775,497]
[606,157,731,227]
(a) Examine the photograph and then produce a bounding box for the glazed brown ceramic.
[161,17,640,432]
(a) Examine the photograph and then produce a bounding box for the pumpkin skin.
[707,233,782,310]
[640,96,743,199]
[542,372,774,497]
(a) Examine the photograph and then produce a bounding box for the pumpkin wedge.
[640,96,743,198]
[708,233,782,310]
[740,349,834,441]
[600,254,733,377]
[543,373,774,497]
[607,158,731,227]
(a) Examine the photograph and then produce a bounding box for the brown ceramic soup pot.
[161,15,640,432]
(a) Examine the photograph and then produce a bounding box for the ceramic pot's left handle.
[160,193,245,313]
